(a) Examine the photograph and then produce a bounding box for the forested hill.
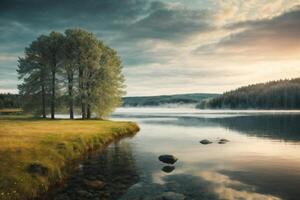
[123,93,219,107]
[198,78,300,109]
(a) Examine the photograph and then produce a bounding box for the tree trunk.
[41,83,46,118]
[81,102,86,119]
[86,73,92,119]
[79,68,85,119]
[87,104,91,119]
[68,72,74,119]
[51,70,55,119]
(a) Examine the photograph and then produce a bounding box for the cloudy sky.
[0,0,300,96]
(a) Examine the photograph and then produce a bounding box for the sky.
[0,0,300,96]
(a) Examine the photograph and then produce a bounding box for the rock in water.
[156,192,186,200]
[218,139,229,144]
[161,166,175,173]
[84,179,106,189]
[158,155,178,164]
[199,139,212,145]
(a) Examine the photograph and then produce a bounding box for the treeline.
[123,93,218,107]
[198,78,300,109]
[0,94,21,109]
[18,28,125,119]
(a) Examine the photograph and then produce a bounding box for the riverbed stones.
[84,179,106,189]
[54,193,70,200]
[199,139,212,145]
[77,190,93,198]
[158,155,178,164]
[27,163,48,176]
[156,192,186,200]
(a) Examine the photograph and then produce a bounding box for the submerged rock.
[218,139,229,144]
[77,190,93,198]
[54,193,70,200]
[199,139,212,145]
[27,163,48,176]
[84,179,106,189]
[161,166,175,173]
[158,155,178,164]
[156,192,186,200]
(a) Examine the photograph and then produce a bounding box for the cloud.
[0,55,18,62]
[195,6,300,60]
[122,1,213,41]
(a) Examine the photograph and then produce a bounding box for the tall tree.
[62,32,79,119]
[17,36,50,118]
[45,32,64,119]
[64,29,101,119]
[91,43,125,119]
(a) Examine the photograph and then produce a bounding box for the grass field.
[0,115,139,200]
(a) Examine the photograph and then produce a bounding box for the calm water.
[54,108,300,200]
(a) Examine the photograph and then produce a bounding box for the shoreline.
[42,135,138,200]
[0,117,139,200]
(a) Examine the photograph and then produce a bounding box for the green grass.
[0,115,139,200]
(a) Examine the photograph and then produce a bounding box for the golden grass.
[0,109,22,115]
[0,116,139,200]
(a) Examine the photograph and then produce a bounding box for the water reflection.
[49,108,300,200]
[113,108,300,200]
[52,141,139,200]
[161,166,175,173]
[200,171,281,200]
[142,114,300,142]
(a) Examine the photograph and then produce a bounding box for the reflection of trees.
[92,141,139,199]
[144,114,300,142]
[210,114,300,142]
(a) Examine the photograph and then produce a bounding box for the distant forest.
[123,93,218,107]
[198,78,300,109]
[0,94,21,109]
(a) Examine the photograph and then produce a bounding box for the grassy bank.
[0,116,139,200]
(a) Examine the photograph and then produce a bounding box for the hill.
[123,93,219,107]
[198,78,300,109]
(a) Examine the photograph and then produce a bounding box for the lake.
[53,108,300,200]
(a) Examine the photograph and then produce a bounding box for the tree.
[62,31,79,119]
[18,28,126,119]
[45,32,64,119]
[17,36,50,118]
[64,29,101,119]
[91,43,125,119]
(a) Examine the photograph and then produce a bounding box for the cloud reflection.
[200,171,281,200]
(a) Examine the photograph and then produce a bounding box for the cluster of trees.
[0,94,21,109]
[18,28,125,119]
[198,78,300,109]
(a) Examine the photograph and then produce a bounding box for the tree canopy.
[17,28,125,119]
